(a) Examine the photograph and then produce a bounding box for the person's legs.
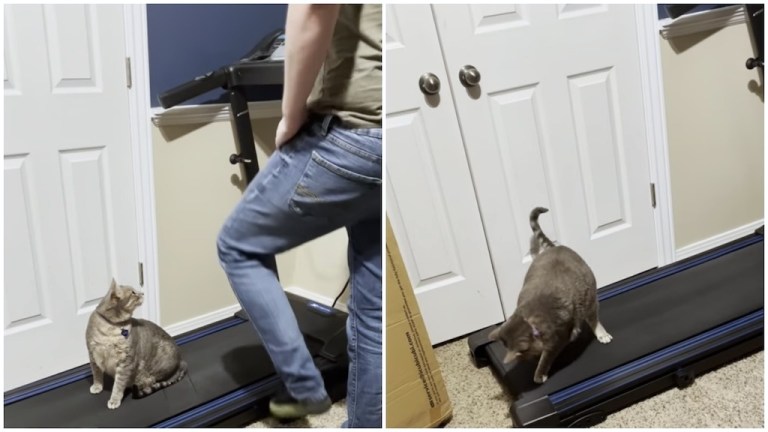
[343,216,383,428]
[217,116,382,415]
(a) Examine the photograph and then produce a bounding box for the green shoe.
[269,391,332,419]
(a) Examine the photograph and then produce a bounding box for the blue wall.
[147,4,286,107]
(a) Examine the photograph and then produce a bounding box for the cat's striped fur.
[86,279,187,409]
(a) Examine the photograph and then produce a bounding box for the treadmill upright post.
[227,85,278,277]
[228,86,262,182]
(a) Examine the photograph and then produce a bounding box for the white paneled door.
[432,4,658,316]
[385,4,504,344]
[4,4,140,390]
[387,4,659,342]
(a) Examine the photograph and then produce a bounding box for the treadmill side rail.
[512,396,560,428]
[468,325,498,368]
[518,310,763,428]
[559,333,763,428]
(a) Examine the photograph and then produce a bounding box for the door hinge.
[125,57,132,89]
[138,262,144,287]
[650,183,657,208]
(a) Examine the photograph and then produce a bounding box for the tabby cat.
[489,207,612,384]
[86,279,186,409]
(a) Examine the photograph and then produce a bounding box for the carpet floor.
[433,338,764,428]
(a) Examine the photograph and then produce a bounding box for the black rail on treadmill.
[157,61,283,110]
[157,54,284,187]
[157,69,228,109]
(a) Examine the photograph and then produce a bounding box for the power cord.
[332,278,350,309]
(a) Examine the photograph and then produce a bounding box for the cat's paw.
[90,383,103,394]
[534,375,548,384]
[107,398,122,409]
[597,332,613,344]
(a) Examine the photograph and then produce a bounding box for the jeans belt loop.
[320,115,335,136]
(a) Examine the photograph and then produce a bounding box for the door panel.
[4,4,139,390]
[568,67,632,237]
[59,148,116,313]
[5,156,49,331]
[433,4,658,315]
[386,4,503,344]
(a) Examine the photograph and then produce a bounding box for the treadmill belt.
[7,322,280,427]
[483,237,763,408]
[5,293,348,428]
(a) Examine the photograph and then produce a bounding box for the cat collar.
[531,325,541,338]
[121,329,129,339]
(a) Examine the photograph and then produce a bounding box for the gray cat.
[86,279,187,409]
[489,207,612,384]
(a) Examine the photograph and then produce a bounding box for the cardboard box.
[386,219,453,428]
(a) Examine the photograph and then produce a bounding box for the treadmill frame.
[469,234,764,427]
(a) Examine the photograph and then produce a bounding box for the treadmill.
[468,230,764,427]
[5,31,350,428]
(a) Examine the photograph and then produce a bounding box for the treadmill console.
[241,29,286,62]
[158,29,286,109]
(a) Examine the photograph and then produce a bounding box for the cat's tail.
[530,207,555,257]
[157,360,187,389]
[135,360,187,398]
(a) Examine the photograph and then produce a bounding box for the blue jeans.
[217,115,382,427]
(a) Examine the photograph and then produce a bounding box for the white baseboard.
[165,304,242,337]
[164,286,347,336]
[675,219,764,261]
[285,285,348,313]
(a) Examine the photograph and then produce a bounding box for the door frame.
[634,4,676,267]
[124,4,160,323]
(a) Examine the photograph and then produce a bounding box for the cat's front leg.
[534,343,565,384]
[570,325,581,342]
[587,310,613,343]
[108,365,132,409]
[534,350,554,384]
[88,354,104,394]
[591,319,613,343]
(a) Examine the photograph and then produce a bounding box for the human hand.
[275,109,308,148]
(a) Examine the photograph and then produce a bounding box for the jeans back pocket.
[289,151,381,220]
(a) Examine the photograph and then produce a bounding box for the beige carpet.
[434,338,764,428]
[246,400,347,428]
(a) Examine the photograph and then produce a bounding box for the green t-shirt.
[307,4,382,128]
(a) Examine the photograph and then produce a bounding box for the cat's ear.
[488,326,501,342]
[109,278,120,301]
